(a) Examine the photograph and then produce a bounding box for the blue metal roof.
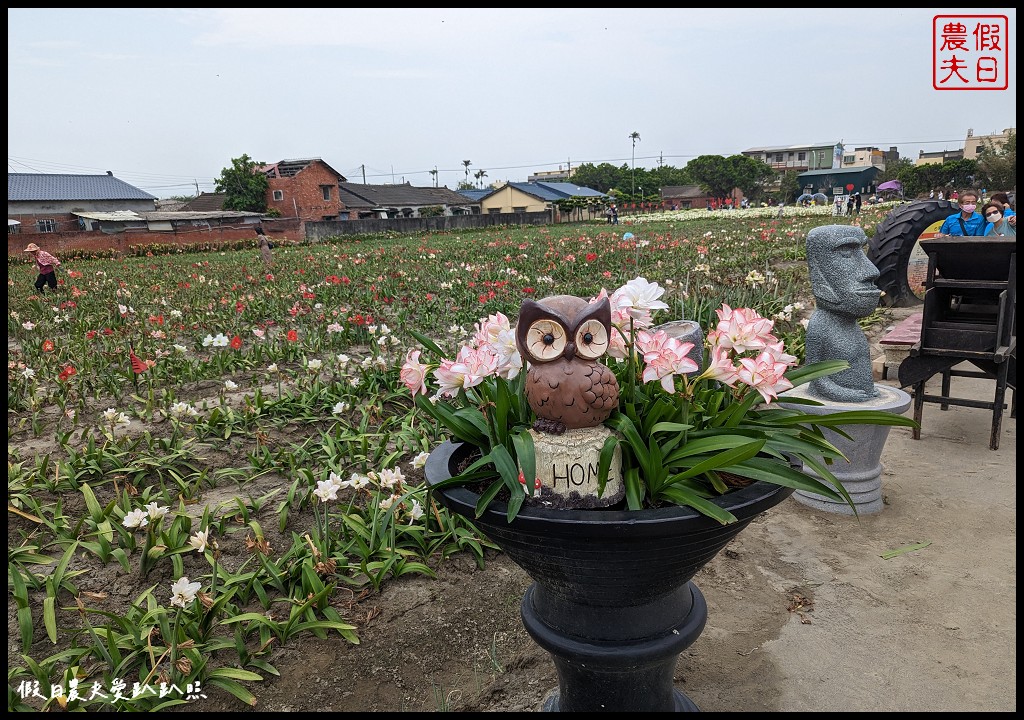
[534,182,608,199]
[8,173,157,201]
[457,188,492,202]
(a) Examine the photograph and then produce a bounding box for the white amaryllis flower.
[21,368,36,379]
[332,401,350,416]
[306,359,323,371]
[145,502,169,522]
[612,277,670,322]
[170,401,191,418]
[379,494,399,511]
[224,380,238,391]
[412,452,430,470]
[313,476,341,502]
[338,472,371,490]
[188,529,211,553]
[170,577,201,608]
[378,467,405,489]
[123,508,149,529]
[22,321,36,330]
[336,353,350,365]
[408,500,425,522]
[267,363,279,373]
[173,344,188,354]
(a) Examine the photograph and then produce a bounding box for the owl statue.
[515,294,620,434]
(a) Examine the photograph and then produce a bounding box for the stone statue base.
[529,426,624,509]
[779,384,912,515]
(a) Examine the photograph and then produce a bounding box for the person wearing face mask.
[936,190,986,236]
[981,202,1016,237]
[988,192,1016,229]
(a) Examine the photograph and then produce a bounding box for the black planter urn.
[425,440,795,712]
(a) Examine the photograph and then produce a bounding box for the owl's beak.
[563,342,576,361]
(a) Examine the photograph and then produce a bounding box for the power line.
[8,131,998,193]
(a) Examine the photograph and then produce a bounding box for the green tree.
[570,163,629,196]
[214,154,269,212]
[462,160,472,185]
[727,155,775,201]
[877,156,914,185]
[685,155,735,200]
[777,170,802,204]
[976,130,1015,191]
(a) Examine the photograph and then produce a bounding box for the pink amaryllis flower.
[400,349,430,396]
[701,343,740,387]
[471,312,522,380]
[634,330,698,393]
[433,345,499,398]
[735,350,794,404]
[708,304,777,354]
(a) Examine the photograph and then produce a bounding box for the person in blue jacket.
[936,189,986,236]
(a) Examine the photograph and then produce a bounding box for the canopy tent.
[8,219,20,226]
[877,180,903,192]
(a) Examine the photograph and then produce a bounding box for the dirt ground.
[184,308,1016,712]
[11,308,1016,712]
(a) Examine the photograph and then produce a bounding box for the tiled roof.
[180,192,227,211]
[338,182,475,208]
[8,173,157,201]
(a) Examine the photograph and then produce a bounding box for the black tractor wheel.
[867,199,956,307]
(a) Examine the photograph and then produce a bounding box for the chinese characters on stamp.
[933,15,1009,90]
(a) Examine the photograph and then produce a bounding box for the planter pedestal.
[780,384,912,514]
[524,582,706,711]
[425,440,794,712]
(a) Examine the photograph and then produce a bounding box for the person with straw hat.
[24,242,61,295]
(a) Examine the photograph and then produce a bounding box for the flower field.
[6,203,896,710]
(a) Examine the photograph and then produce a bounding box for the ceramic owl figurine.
[515,294,620,434]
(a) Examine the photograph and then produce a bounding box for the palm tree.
[629,132,641,200]
[429,167,438,188]
[462,160,472,184]
[474,169,488,188]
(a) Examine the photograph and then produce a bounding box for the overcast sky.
[8,8,1016,198]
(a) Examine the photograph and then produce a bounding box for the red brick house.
[259,158,348,221]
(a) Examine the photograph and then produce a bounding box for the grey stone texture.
[805,224,882,402]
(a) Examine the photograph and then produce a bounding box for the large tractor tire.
[867,199,956,307]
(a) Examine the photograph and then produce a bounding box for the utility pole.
[361,165,366,184]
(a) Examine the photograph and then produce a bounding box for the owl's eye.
[575,319,609,360]
[525,318,566,361]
